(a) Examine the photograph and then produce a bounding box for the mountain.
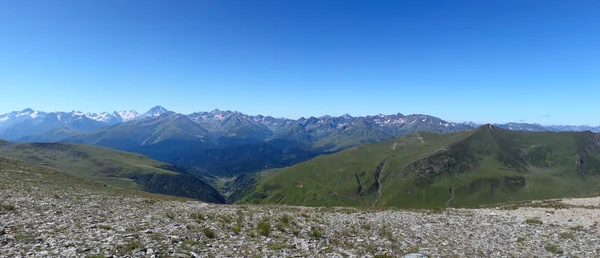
[494,122,600,133]
[0,139,225,203]
[137,106,169,120]
[0,107,160,141]
[50,112,212,152]
[0,111,108,141]
[237,125,600,208]
[84,111,122,124]
[0,108,47,130]
[188,109,274,141]
[116,110,141,122]
[23,111,473,177]
[495,122,550,132]
[13,106,600,180]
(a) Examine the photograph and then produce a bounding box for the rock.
[61,248,77,256]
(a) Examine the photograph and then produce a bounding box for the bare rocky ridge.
[2,158,600,257]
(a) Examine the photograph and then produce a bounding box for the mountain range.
[2,106,599,179]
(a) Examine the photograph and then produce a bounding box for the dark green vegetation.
[238,125,600,208]
[0,139,224,203]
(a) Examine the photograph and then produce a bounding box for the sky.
[0,0,599,125]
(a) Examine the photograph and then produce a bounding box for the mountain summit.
[138,106,169,120]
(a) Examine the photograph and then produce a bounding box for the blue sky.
[0,0,599,125]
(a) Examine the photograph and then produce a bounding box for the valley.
[3,106,600,211]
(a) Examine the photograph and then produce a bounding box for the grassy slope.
[0,156,190,201]
[239,126,600,208]
[0,141,174,188]
[0,140,225,203]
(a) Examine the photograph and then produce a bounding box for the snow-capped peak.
[138,106,169,119]
[16,108,35,117]
[116,110,140,122]
[84,112,114,123]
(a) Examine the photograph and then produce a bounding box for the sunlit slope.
[239,125,600,208]
[0,140,225,203]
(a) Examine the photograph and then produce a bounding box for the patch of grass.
[203,227,216,239]
[280,214,292,224]
[98,225,112,231]
[184,239,203,246]
[191,213,206,223]
[569,225,583,231]
[310,226,324,238]
[219,214,233,224]
[525,218,543,225]
[267,242,290,251]
[151,233,164,241]
[257,221,271,237]
[0,203,15,212]
[117,240,144,254]
[361,224,372,230]
[166,212,176,220]
[374,254,395,258]
[15,233,35,240]
[529,200,571,209]
[275,223,286,232]
[559,232,574,239]
[292,228,300,236]
[231,214,243,235]
[404,246,420,254]
[426,207,446,214]
[86,255,106,258]
[516,237,525,243]
[545,244,563,254]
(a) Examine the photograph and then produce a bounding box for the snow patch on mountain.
[116,110,140,122]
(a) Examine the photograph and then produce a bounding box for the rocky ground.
[2,157,600,257]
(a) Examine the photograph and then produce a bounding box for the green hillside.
[238,125,600,208]
[0,140,225,203]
